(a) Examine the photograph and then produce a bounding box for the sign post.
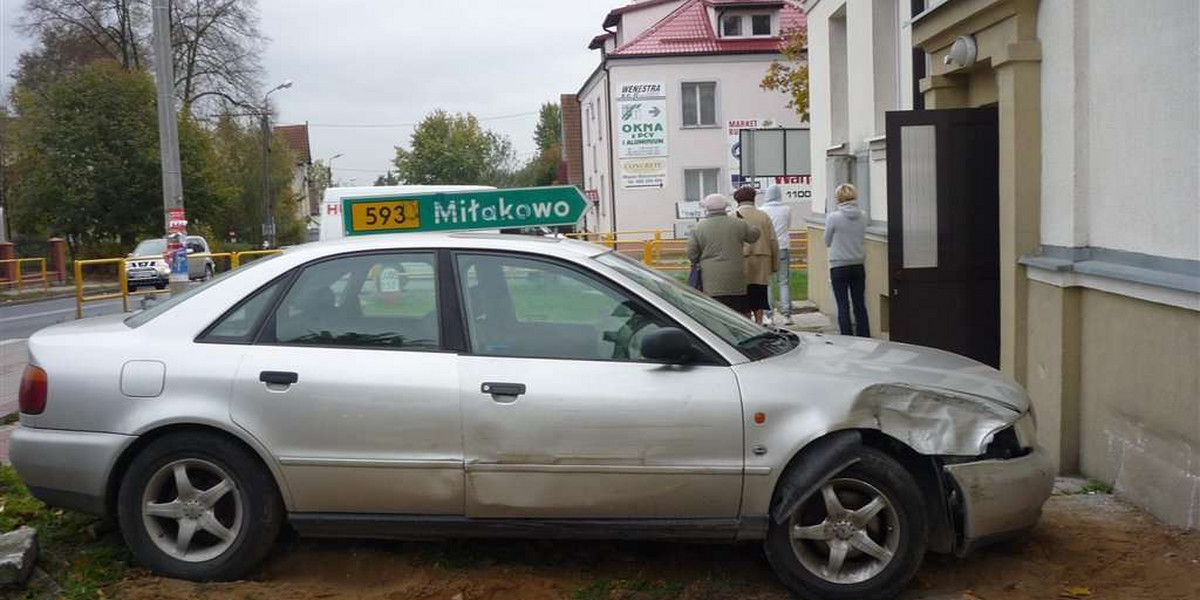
[341,186,589,236]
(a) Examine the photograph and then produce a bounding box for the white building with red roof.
[571,0,809,234]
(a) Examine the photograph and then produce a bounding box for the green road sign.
[342,186,589,236]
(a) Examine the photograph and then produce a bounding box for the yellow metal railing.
[74,258,129,318]
[74,249,282,318]
[0,258,50,293]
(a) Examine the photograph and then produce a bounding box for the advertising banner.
[620,157,667,189]
[728,117,778,188]
[617,83,668,159]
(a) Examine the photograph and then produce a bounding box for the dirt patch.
[115,495,1200,600]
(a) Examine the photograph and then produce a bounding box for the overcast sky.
[0,0,612,183]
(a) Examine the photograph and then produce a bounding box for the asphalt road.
[0,295,130,342]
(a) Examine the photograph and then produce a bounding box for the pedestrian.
[687,193,760,313]
[734,186,779,325]
[759,185,794,324]
[824,183,870,336]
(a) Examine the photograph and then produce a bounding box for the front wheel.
[117,431,283,581]
[764,447,928,600]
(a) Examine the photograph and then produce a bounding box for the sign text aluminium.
[617,82,667,159]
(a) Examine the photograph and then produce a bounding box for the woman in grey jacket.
[824,183,869,336]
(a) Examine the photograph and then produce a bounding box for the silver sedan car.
[11,233,1054,600]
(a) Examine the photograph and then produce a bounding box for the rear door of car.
[451,251,744,520]
[226,250,464,515]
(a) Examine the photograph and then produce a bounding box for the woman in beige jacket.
[734,186,779,324]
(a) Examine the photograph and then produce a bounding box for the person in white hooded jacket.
[759,185,794,323]
[823,183,869,336]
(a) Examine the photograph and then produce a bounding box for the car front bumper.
[944,444,1056,555]
[9,425,135,516]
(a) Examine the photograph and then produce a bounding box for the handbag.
[687,263,703,290]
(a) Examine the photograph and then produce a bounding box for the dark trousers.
[830,264,869,337]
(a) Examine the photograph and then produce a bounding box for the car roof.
[280,232,607,261]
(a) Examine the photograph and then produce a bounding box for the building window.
[682,82,717,127]
[585,104,593,145]
[684,169,720,203]
[751,14,772,36]
[720,13,773,38]
[721,15,742,36]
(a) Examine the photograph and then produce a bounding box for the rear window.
[124,253,280,328]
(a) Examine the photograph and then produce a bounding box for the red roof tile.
[274,124,311,165]
[608,0,805,58]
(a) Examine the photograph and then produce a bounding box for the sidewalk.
[0,282,117,305]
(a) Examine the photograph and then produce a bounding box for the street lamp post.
[151,0,188,296]
[261,80,293,248]
[326,152,343,186]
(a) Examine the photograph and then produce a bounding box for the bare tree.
[171,0,265,112]
[17,0,265,113]
[19,0,145,70]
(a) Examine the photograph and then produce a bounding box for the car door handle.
[259,371,299,386]
[481,382,525,397]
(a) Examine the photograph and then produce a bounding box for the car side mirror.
[640,327,696,363]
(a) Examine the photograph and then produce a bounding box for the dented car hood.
[735,333,1031,456]
[787,333,1029,413]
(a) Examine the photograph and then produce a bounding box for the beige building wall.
[1076,290,1200,528]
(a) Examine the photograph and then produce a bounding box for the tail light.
[18,365,48,415]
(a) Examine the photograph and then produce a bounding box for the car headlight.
[155,264,169,275]
[1013,412,1037,448]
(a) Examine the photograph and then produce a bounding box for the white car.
[12,233,1053,600]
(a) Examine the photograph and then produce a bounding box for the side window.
[267,252,440,350]
[456,253,671,362]
[200,278,287,343]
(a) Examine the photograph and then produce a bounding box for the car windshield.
[596,252,799,360]
[132,238,166,256]
[124,253,280,328]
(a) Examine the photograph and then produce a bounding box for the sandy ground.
[117,494,1199,600]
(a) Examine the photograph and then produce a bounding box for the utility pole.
[260,81,293,248]
[152,0,188,295]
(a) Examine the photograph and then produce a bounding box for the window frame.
[197,249,458,353]
[683,168,722,203]
[680,81,718,128]
[449,250,725,366]
[718,12,774,38]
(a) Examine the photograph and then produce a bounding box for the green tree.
[205,114,303,247]
[11,61,164,254]
[512,101,562,188]
[761,28,809,121]
[9,61,232,256]
[374,170,401,186]
[392,110,516,185]
[533,102,562,153]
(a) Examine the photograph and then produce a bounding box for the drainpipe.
[601,30,619,235]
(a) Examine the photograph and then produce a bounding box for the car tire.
[204,264,214,280]
[154,282,167,290]
[764,446,927,600]
[117,431,283,581]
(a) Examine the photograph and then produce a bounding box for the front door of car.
[228,251,464,515]
[186,239,207,279]
[452,252,744,519]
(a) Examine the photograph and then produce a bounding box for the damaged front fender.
[843,383,1022,456]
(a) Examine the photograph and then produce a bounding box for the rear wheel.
[117,431,282,581]
[764,447,927,600]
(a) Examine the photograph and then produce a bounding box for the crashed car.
[11,233,1053,600]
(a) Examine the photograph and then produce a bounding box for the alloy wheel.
[140,458,243,562]
[788,477,900,584]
